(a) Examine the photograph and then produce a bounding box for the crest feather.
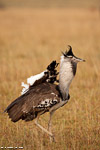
[62,45,74,57]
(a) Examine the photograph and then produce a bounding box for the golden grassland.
[0,8,100,150]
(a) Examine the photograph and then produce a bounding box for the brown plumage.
[4,60,60,123]
[5,83,60,122]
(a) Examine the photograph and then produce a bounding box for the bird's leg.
[48,111,53,132]
[35,115,54,138]
[48,111,55,142]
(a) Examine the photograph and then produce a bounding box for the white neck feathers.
[59,55,74,100]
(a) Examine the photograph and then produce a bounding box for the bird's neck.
[59,56,76,100]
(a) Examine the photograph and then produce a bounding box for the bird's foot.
[49,134,55,143]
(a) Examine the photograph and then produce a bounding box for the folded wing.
[4,60,60,122]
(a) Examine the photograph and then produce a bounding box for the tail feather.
[4,96,24,122]
[4,93,35,122]
[7,104,23,122]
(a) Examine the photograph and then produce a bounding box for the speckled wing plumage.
[30,60,59,87]
[4,61,60,122]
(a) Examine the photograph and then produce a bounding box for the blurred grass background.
[0,0,100,8]
[0,0,100,150]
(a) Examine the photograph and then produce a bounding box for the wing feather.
[4,83,60,122]
[21,60,59,95]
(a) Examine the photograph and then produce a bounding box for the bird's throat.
[59,60,74,100]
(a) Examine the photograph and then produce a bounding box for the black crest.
[62,45,74,57]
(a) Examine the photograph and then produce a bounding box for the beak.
[74,56,85,62]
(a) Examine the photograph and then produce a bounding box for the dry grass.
[1,0,99,8]
[0,8,100,150]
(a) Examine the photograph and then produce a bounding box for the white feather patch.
[21,82,29,95]
[27,71,46,85]
[51,93,55,95]
[21,70,47,95]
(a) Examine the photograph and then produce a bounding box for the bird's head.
[62,45,85,63]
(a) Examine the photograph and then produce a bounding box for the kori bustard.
[4,45,85,141]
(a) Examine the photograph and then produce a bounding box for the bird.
[4,45,85,141]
